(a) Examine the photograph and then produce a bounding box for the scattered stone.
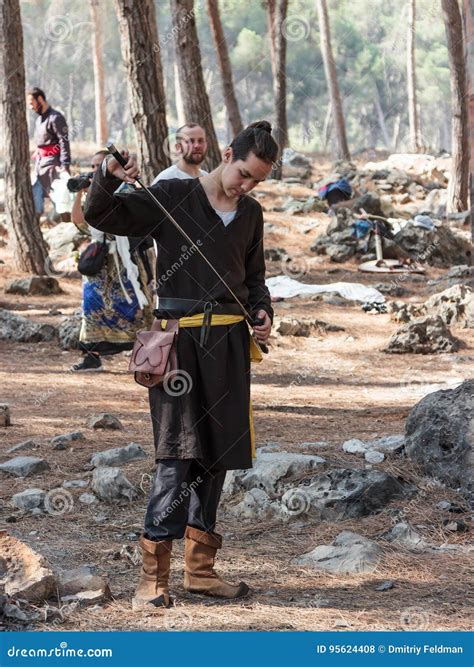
[60,589,110,606]
[6,439,37,454]
[228,488,285,522]
[370,435,405,454]
[43,222,85,263]
[405,380,473,498]
[374,283,407,297]
[90,442,146,468]
[295,531,382,574]
[4,602,40,623]
[276,317,344,337]
[0,309,57,343]
[391,224,471,268]
[424,284,472,327]
[374,580,394,592]
[79,493,98,505]
[50,432,85,448]
[87,413,123,430]
[62,479,88,489]
[264,247,288,262]
[342,439,369,454]
[0,456,50,478]
[383,522,427,551]
[59,565,110,598]
[223,449,326,498]
[5,276,62,296]
[0,404,11,426]
[0,531,56,602]
[443,519,468,532]
[436,500,452,511]
[281,469,411,521]
[57,311,82,350]
[91,467,137,503]
[365,450,385,464]
[384,316,460,354]
[11,489,46,511]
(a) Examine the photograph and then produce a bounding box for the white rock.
[12,489,46,511]
[90,442,146,468]
[365,450,385,464]
[0,456,49,478]
[91,467,136,503]
[295,531,381,574]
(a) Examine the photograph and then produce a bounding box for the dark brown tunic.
[84,170,273,470]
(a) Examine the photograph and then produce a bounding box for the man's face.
[91,154,105,172]
[176,126,207,165]
[221,149,272,198]
[27,94,44,114]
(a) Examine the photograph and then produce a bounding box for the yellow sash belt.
[159,312,262,457]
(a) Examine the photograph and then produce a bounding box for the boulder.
[87,413,123,430]
[384,316,460,354]
[6,439,38,454]
[11,489,46,511]
[276,317,344,337]
[391,224,471,268]
[223,449,326,498]
[227,488,285,522]
[295,531,382,574]
[424,285,472,327]
[91,467,137,503]
[0,404,11,426]
[57,312,82,350]
[50,431,85,447]
[0,531,56,602]
[382,522,427,551]
[43,222,85,262]
[405,380,473,498]
[5,276,62,296]
[58,565,110,598]
[0,456,50,478]
[281,468,411,521]
[90,442,147,468]
[0,309,57,343]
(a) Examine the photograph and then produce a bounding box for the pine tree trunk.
[206,0,243,137]
[89,0,109,147]
[0,0,48,274]
[316,0,350,160]
[407,0,421,152]
[441,0,469,213]
[174,59,185,126]
[114,0,170,183]
[464,0,474,240]
[271,0,288,179]
[170,0,221,169]
[265,0,277,81]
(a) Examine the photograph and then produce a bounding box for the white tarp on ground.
[266,275,385,303]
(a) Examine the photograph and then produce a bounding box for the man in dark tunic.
[84,121,278,610]
[27,87,71,218]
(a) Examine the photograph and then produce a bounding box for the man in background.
[152,122,208,183]
[27,87,71,221]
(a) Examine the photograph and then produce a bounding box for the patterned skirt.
[79,251,153,354]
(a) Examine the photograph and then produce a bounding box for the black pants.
[144,458,227,541]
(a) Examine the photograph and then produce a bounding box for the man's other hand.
[252,309,271,344]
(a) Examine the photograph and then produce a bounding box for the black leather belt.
[153,298,245,348]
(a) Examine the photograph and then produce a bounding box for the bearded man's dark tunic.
[84,169,272,470]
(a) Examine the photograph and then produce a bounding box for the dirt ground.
[0,171,473,632]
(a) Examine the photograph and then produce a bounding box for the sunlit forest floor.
[0,152,472,631]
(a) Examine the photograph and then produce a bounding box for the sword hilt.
[106,143,130,170]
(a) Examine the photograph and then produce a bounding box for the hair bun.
[247,120,272,134]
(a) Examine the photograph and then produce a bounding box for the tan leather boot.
[183,526,249,599]
[132,536,173,610]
